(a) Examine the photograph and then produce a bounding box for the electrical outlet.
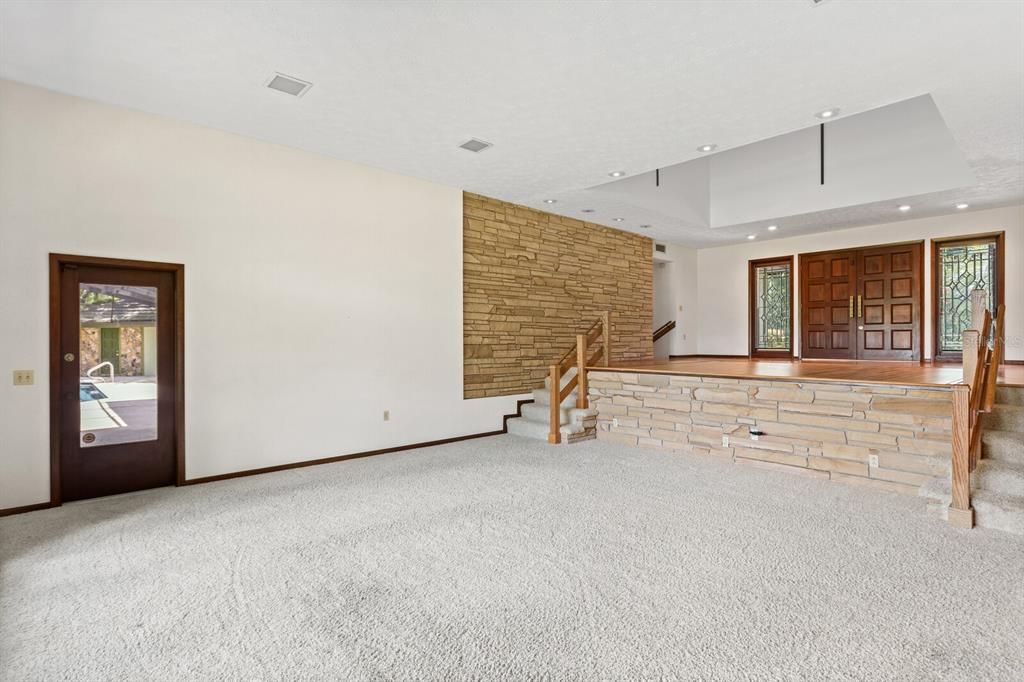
[613,418,619,428]
[868,454,879,468]
[13,370,34,386]
[721,435,730,447]
[383,410,390,422]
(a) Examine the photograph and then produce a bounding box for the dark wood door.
[799,242,922,361]
[801,250,857,359]
[57,262,178,501]
[856,243,922,361]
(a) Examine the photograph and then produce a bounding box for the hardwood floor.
[593,357,1024,388]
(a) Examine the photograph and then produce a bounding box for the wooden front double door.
[800,242,923,360]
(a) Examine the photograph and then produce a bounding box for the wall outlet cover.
[868,454,879,468]
[721,435,730,447]
[13,370,34,386]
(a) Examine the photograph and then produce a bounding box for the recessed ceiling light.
[747,235,757,240]
[767,225,778,231]
[696,144,717,153]
[458,138,493,153]
[956,202,969,210]
[898,205,911,212]
[608,170,625,178]
[815,108,840,120]
[543,199,557,204]
[613,218,624,222]
[639,224,651,229]
[581,209,595,213]
[266,73,313,97]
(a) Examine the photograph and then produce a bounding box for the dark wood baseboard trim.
[1003,359,1024,365]
[0,501,55,518]
[503,399,534,432]
[668,354,750,359]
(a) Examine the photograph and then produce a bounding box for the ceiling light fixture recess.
[639,224,651,229]
[767,225,778,231]
[747,235,757,240]
[459,138,493,153]
[815,108,840,120]
[266,73,313,97]
[608,170,625,178]
[956,202,969,209]
[581,209,595,213]
[696,144,717,153]
[543,199,557,204]
[613,218,624,222]
[898,204,911,212]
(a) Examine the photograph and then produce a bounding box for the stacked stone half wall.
[589,371,953,496]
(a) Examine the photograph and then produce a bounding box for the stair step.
[543,366,578,391]
[506,416,585,441]
[982,429,1024,465]
[996,386,1024,406]
[975,459,1024,497]
[520,402,596,426]
[532,387,578,408]
[983,405,1024,432]
[921,480,1024,535]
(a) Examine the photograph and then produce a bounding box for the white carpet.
[2,435,1023,680]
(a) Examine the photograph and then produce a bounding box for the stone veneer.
[590,371,954,496]
[463,193,653,399]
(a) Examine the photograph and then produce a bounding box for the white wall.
[697,204,1024,359]
[651,244,699,357]
[0,80,519,510]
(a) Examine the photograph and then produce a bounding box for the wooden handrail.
[653,320,676,342]
[949,305,1003,529]
[548,313,611,444]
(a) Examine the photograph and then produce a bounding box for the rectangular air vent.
[459,138,493,153]
[655,244,667,253]
[266,73,312,97]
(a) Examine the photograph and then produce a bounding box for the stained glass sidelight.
[754,263,791,350]
[937,240,998,353]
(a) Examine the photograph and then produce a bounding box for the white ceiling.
[1,0,1022,247]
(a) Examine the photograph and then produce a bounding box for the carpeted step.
[532,387,578,408]
[506,416,585,441]
[982,430,1024,465]
[974,459,1024,497]
[520,402,597,426]
[995,386,1024,406]
[920,482,1024,535]
[983,405,1024,432]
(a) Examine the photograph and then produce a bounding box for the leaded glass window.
[752,261,791,351]
[937,238,999,354]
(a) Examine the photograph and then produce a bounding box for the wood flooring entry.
[799,241,923,360]
[49,254,184,504]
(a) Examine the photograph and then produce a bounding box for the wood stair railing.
[949,303,1005,529]
[653,320,676,343]
[548,312,610,444]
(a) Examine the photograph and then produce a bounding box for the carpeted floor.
[2,435,1023,680]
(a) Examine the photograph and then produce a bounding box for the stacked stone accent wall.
[590,371,953,495]
[464,193,653,399]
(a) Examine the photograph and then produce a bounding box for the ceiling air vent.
[459,138,493,153]
[655,244,667,253]
[266,73,312,97]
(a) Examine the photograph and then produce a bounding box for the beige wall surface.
[463,193,654,398]
[0,80,519,510]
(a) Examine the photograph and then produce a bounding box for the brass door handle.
[849,295,854,319]
[857,295,863,318]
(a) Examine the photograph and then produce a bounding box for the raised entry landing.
[595,357,1024,388]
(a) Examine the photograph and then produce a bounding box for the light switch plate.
[13,369,34,386]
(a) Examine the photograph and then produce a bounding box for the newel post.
[948,383,973,529]
[600,311,611,366]
[576,334,588,409]
[548,364,561,445]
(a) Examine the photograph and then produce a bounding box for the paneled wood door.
[800,250,857,359]
[857,243,922,360]
[799,242,922,360]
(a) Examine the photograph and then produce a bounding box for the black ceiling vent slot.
[655,244,667,253]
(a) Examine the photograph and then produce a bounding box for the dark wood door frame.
[49,253,185,506]
[748,255,795,359]
[930,232,1005,363]
[798,240,924,361]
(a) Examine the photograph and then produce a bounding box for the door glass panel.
[79,284,158,447]
[937,240,998,353]
[754,263,791,351]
